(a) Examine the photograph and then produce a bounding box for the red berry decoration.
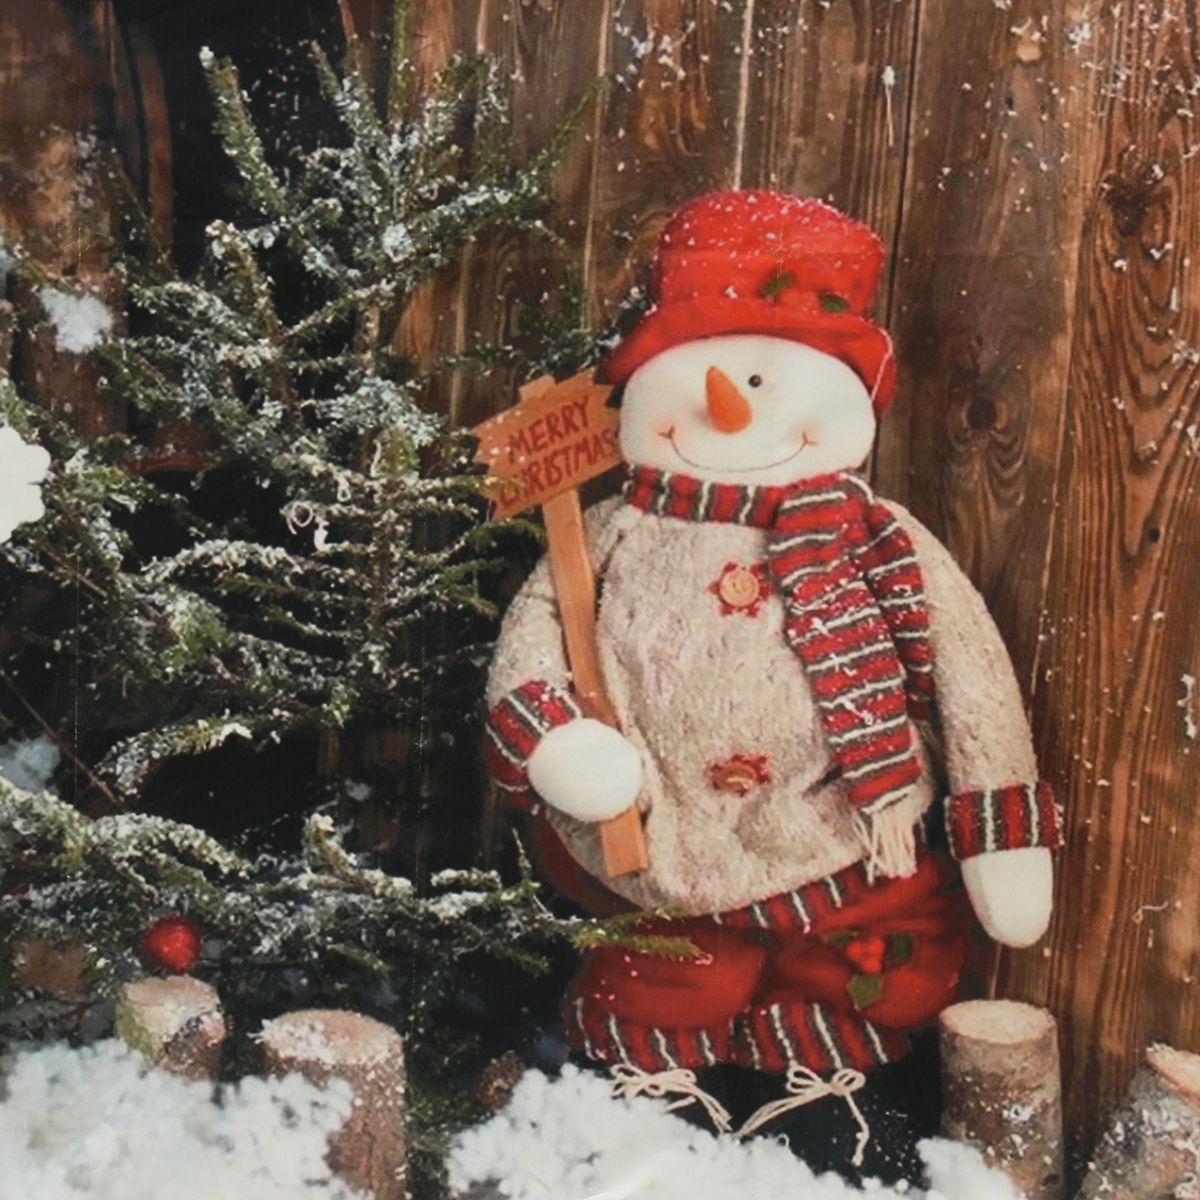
[843,934,888,977]
[140,914,202,974]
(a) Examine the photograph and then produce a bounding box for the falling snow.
[1180,674,1198,741]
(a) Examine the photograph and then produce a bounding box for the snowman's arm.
[484,556,577,811]
[897,508,1062,946]
[484,498,640,818]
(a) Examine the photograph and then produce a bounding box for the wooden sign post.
[475,370,649,877]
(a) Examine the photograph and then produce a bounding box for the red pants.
[563,852,969,1075]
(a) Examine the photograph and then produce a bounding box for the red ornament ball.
[140,914,202,974]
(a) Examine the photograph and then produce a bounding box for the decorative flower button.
[707,753,771,796]
[709,561,769,616]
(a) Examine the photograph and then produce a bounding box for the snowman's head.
[619,333,875,487]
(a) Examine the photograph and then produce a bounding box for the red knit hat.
[602,191,897,412]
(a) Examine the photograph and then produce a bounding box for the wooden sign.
[474,371,621,519]
[475,371,648,878]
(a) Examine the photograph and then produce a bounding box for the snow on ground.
[0,1040,364,1199]
[448,1066,1024,1200]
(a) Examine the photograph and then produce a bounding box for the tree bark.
[261,1009,408,1200]
[1076,1043,1200,1200]
[939,999,1065,1200]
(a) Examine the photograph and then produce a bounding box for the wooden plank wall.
[0,0,1183,1163]
[379,0,1200,1159]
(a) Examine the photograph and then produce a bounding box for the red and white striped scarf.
[624,466,937,877]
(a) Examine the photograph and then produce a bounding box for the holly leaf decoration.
[846,973,885,1011]
[824,929,857,948]
[819,291,851,313]
[885,931,915,967]
[760,271,796,301]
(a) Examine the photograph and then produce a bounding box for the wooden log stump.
[939,999,1065,1200]
[261,1009,408,1200]
[1076,1043,1200,1200]
[13,937,91,999]
[115,975,226,1081]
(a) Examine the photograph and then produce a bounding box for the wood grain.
[308,0,1200,1159]
[995,0,1200,1160]
[543,487,650,876]
[875,0,1105,681]
[582,0,748,320]
[390,0,505,423]
[0,1,145,437]
[16,0,1200,1153]
[738,0,918,253]
[445,0,612,427]
[392,0,613,428]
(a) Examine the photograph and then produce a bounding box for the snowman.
[485,191,1060,1180]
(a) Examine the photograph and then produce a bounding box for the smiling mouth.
[662,429,816,473]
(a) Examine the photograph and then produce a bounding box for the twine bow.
[610,1063,733,1134]
[736,1064,872,1167]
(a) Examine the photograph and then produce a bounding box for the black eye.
[748,374,763,388]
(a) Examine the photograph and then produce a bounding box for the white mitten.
[961,847,1053,948]
[527,718,643,822]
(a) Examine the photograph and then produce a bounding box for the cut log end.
[13,938,91,999]
[1077,1042,1200,1200]
[262,1009,408,1200]
[940,998,1056,1045]
[1147,1042,1200,1099]
[115,975,226,1081]
[262,1009,402,1070]
[939,1000,1064,1200]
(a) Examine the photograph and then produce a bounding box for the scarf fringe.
[855,792,925,882]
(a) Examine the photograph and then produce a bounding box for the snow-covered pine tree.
[0,40,595,818]
[0,34,684,1195]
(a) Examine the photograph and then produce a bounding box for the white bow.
[737,1064,872,1167]
[610,1063,733,1134]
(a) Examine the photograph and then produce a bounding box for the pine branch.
[201,51,289,218]
[387,0,413,126]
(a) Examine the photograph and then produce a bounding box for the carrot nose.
[705,366,753,433]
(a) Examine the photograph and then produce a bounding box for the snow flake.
[0,425,51,543]
[381,223,415,261]
[0,737,60,793]
[313,514,331,552]
[37,288,113,353]
[881,65,898,148]
[1180,674,1198,741]
[1067,20,1092,50]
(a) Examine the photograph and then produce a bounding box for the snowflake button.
[709,561,768,616]
[707,753,771,797]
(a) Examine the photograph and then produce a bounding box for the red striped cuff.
[485,680,583,810]
[945,780,1062,860]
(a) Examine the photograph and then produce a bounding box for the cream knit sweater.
[487,495,1040,917]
